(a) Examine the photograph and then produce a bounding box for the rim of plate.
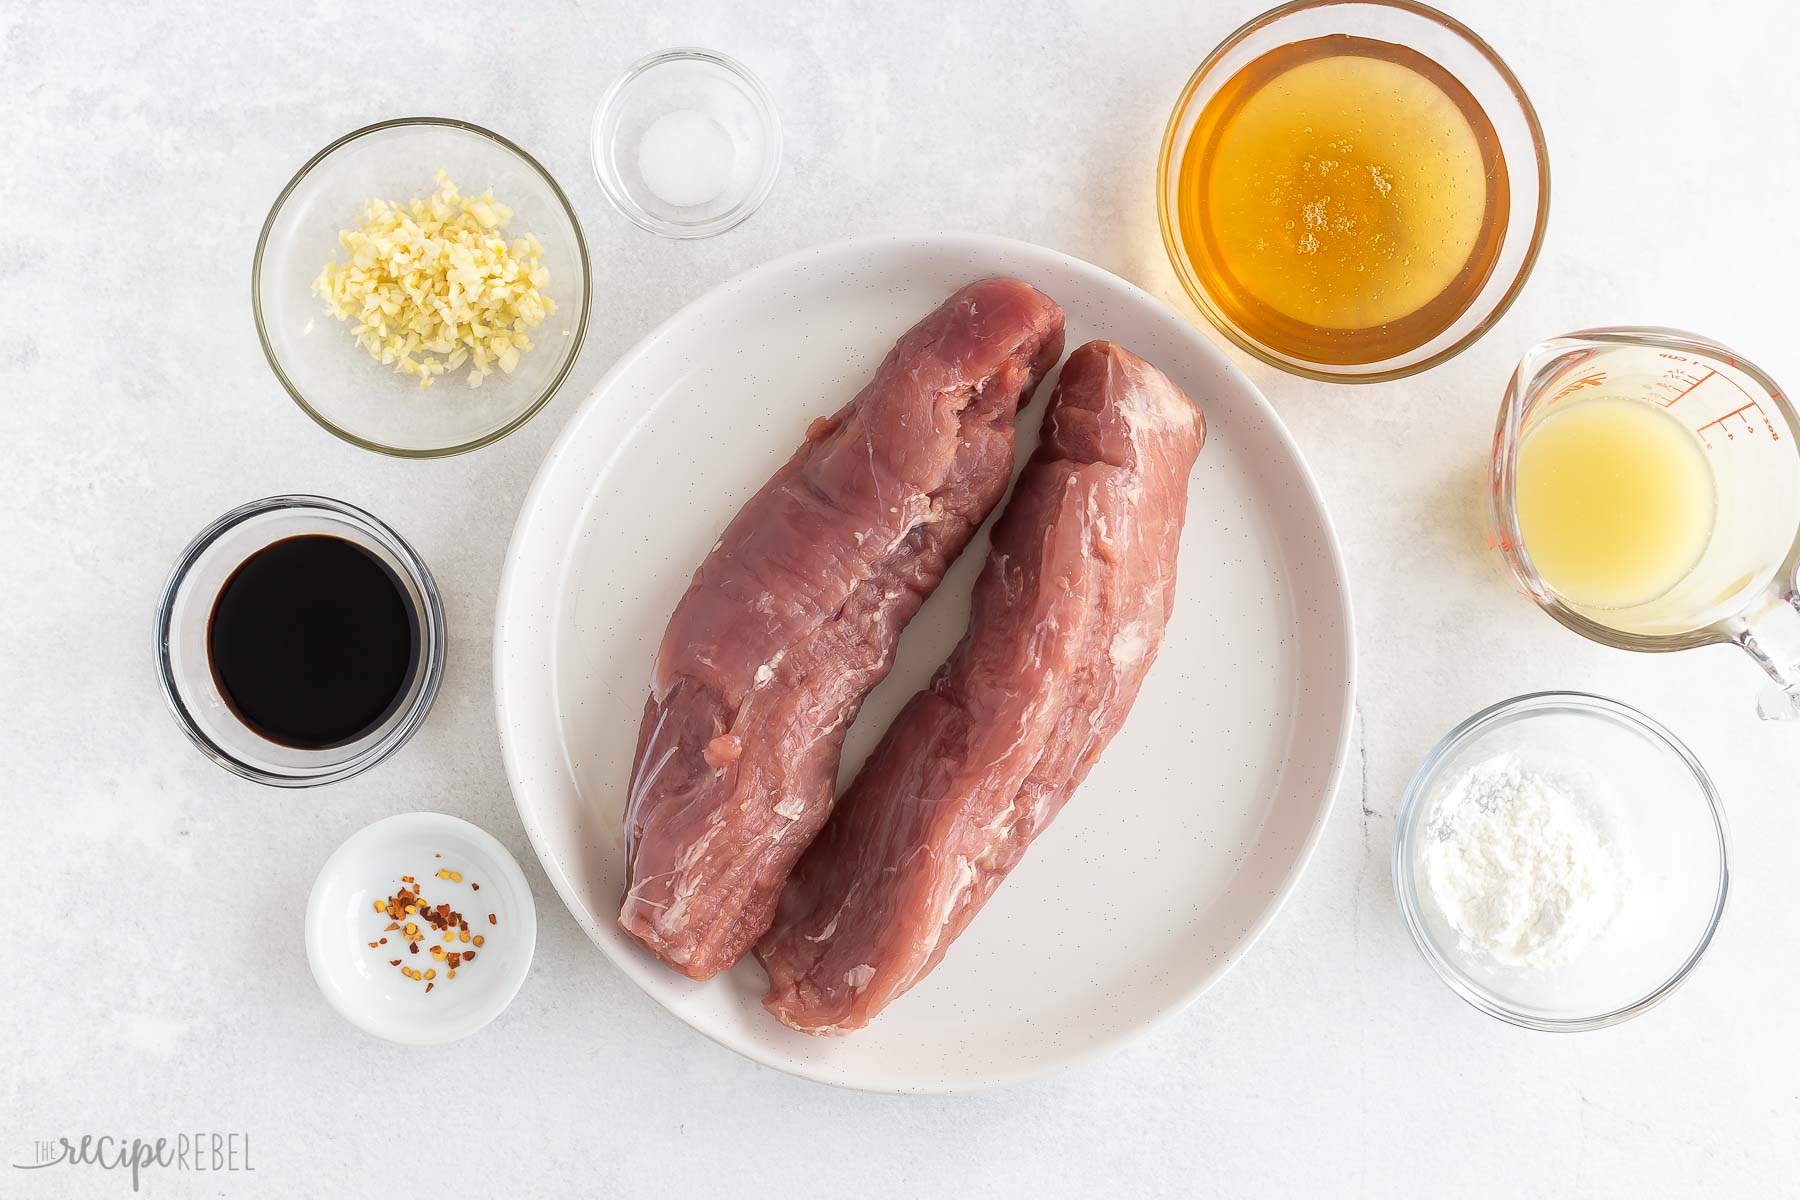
[492,232,1357,1091]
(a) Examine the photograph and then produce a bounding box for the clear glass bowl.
[1156,0,1550,382]
[254,118,591,457]
[591,48,782,239]
[1394,693,1728,1030]
[154,495,446,787]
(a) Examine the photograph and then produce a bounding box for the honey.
[1174,35,1509,364]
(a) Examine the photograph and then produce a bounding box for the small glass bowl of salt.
[1393,692,1728,1031]
[591,47,781,239]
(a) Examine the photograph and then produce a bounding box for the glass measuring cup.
[1491,328,1800,719]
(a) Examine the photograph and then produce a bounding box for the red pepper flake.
[370,865,492,991]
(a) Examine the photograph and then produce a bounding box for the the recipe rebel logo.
[12,1131,255,1192]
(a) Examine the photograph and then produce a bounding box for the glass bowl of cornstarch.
[1393,692,1728,1030]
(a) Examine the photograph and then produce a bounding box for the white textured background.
[3,0,1795,1195]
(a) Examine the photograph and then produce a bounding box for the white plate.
[494,234,1354,1091]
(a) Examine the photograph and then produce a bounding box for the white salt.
[637,109,734,208]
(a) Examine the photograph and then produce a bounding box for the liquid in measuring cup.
[1495,330,1800,720]
[1514,397,1716,611]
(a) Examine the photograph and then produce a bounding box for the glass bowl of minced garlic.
[255,118,591,457]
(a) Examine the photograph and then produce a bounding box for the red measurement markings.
[1547,371,1606,404]
[1655,367,1716,408]
[1696,399,1778,447]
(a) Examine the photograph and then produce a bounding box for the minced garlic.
[313,171,554,388]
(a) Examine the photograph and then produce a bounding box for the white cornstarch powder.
[1422,754,1625,969]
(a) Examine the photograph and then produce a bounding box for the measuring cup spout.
[1736,588,1800,721]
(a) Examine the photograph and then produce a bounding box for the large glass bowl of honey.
[1158,0,1548,382]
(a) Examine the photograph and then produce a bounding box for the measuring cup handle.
[1735,587,1800,721]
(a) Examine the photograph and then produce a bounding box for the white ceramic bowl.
[305,812,537,1044]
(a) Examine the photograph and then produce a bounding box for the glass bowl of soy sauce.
[155,495,446,787]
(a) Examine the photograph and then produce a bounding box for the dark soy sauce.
[207,535,420,750]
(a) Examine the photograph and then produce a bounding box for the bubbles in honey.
[1175,35,1510,365]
